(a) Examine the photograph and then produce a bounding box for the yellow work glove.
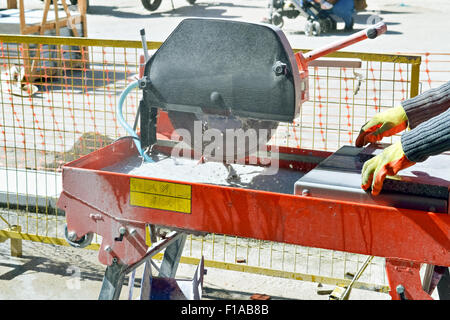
[361,141,415,196]
[355,106,408,147]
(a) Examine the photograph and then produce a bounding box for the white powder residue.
[103,153,305,194]
[127,156,266,186]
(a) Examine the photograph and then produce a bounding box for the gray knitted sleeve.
[401,80,450,129]
[401,108,450,162]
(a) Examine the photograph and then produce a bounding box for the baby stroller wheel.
[318,17,334,34]
[141,0,162,11]
[312,21,321,36]
[330,18,337,31]
[304,21,313,36]
[272,12,284,28]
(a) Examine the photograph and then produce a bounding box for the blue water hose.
[117,80,153,162]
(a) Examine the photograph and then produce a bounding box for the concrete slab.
[0,167,60,208]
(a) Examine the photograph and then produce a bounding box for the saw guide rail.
[57,18,449,300]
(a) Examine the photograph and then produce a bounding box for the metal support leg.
[99,259,128,300]
[385,258,433,300]
[139,260,153,300]
[127,269,137,300]
[423,264,448,297]
[422,264,435,293]
[436,267,450,300]
[158,233,187,278]
[0,225,22,257]
[97,231,185,300]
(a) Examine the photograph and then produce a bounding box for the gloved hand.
[355,106,408,147]
[361,141,415,196]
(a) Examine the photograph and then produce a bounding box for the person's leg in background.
[330,0,355,30]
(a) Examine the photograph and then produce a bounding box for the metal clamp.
[138,76,151,90]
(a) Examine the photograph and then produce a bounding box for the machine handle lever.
[304,22,387,63]
[366,21,387,39]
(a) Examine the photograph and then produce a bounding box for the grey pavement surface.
[5,0,450,53]
[0,0,448,301]
[0,238,393,300]
[84,0,450,53]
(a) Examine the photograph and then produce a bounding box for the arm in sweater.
[401,80,450,129]
[401,107,450,162]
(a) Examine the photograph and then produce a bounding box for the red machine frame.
[57,21,449,300]
[58,133,450,300]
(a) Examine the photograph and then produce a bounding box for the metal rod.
[124,231,184,274]
[340,255,374,300]
[140,28,150,63]
[150,258,161,273]
[304,22,387,63]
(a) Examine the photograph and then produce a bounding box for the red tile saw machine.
[57,19,450,300]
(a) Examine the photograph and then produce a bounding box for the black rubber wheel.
[186,0,197,4]
[64,225,94,249]
[312,21,321,36]
[141,0,163,11]
[271,12,284,28]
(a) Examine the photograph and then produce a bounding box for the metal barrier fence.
[0,34,428,295]
[412,52,450,91]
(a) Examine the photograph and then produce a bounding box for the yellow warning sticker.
[130,178,191,214]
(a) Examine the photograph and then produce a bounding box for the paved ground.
[8,0,450,53]
[85,0,450,53]
[0,0,449,301]
[0,237,394,300]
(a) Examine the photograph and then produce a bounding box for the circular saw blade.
[168,111,279,162]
